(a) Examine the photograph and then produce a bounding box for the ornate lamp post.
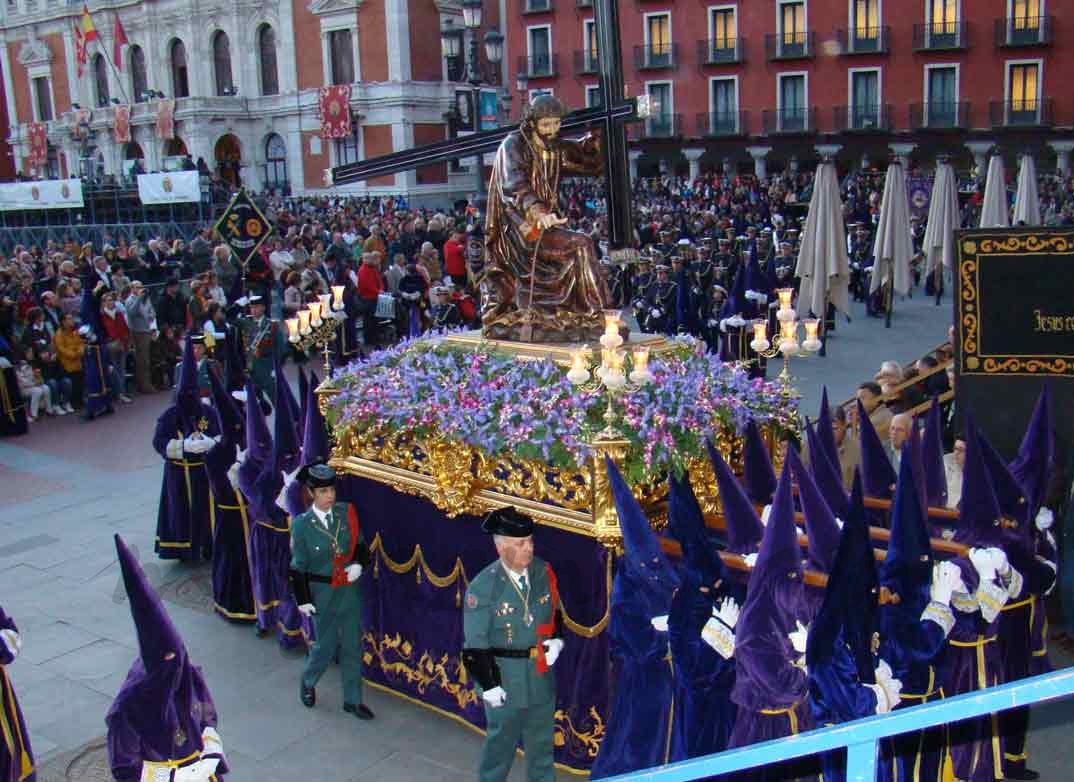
[748,287,822,389]
[286,287,348,399]
[441,3,503,199]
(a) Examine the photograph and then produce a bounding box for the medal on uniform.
[523,611,534,627]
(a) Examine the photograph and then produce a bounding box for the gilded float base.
[442,329,678,366]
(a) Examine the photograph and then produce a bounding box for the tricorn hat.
[297,460,336,489]
[481,506,534,537]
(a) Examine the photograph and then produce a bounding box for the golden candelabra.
[565,310,654,440]
[286,285,348,389]
[749,287,822,390]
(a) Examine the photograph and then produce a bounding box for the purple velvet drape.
[337,475,611,771]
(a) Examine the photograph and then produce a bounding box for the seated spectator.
[283,271,304,317]
[830,404,860,489]
[915,354,950,397]
[886,412,913,468]
[943,434,966,511]
[874,360,904,387]
[855,381,892,431]
[151,325,182,390]
[15,359,55,421]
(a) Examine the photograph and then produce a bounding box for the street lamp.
[440,19,461,60]
[462,0,483,30]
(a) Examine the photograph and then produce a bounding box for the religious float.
[314,326,796,773]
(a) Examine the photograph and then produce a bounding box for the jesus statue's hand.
[537,212,568,231]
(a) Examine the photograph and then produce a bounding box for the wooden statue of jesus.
[482,96,611,343]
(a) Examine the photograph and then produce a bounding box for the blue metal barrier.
[605,669,1074,781]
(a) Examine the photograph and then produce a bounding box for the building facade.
[0,0,513,197]
[508,0,1074,177]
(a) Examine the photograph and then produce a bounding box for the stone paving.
[2,289,1071,781]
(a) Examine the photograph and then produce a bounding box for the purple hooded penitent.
[707,440,764,555]
[1009,386,1054,520]
[285,378,331,518]
[788,446,841,573]
[857,399,896,499]
[815,387,840,469]
[742,419,778,505]
[806,420,850,519]
[107,534,227,781]
[921,397,948,509]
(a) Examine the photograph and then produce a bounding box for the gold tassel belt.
[950,635,997,648]
[1000,596,1034,612]
[141,748,201,773]
[760,703,801,734]
[168,459,205,467]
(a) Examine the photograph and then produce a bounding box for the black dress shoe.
[1005,769,1040,781]
[300,683,316,708]
[343,703,374,720]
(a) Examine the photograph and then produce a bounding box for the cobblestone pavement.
[3,295,1071,781]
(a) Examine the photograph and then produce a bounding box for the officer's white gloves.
[650,615,669,632]
[0,628,21,659]
[929,561,963,606]
[165,438,184,459]
[345,564,362,583]
[868,660,903,714]
[715,596,740,629]
[297,603,316,617]
[1035,507,1055,531]
[788,620,809,654]
[482,686,507,708]
[742,553,759,569]
[542,638,565,667]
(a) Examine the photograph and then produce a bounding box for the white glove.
[930,561,961,606]
[235,296,249,307]
[760,504,772,527]
[834,516,845,530]
[182,758,220,782]
[715,596,740,629]
[166,438,184,459]
[345,563,362,583]
[869,663,903,714]
[542,638,565,667]
[227,462,241,491]
[482,686,507,708]
[183,435,214,454]
[230,390,248,403]
[969,547,997,582]
[1036,507,1055,531]
[0,629,21,659]
[788,620,809,654]
[0,357,10,369]
[200,396,213,406]
[297,603,316,616]
[650,615,669,632]
[651,308,662,319]
[707,318,718,328]
[719,318,729,333]
[742,552,759,569]
[875,659,894,684]
[988,547,1010,577]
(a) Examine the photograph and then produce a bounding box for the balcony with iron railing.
[912,21,969,50]
[995,15,1053,47]
[990,98,1054,128]
[574,50,600,75]
[633,43,680,71]
[629,113,683,140]
[695,110,749,137]
[517,53,558,79]
[909,100,970,130]
[765,31,816,61]
[835,26,890,55]
[833,103,893,133]
[696,37,745,65]
[762,106,817,135]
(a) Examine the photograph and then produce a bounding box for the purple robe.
[152,407,220,562]
[82,342,115,418]
[0,607,34,782]
[205,441,256,623]
[247,504,308,648]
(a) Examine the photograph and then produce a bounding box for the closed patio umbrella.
[922,158,958,305]
[1012,152,1040,226]
[870,160,913,327]
[980,154,1009,228]
[795,158,849,350]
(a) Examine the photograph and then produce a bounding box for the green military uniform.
[238,313,286,402]
[290,499,369,709]
[463,514,562,782]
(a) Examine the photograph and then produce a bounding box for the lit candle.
[319,293,332,312]
[332,285,345,310]
[776,288,796,323]
[802,318,822,352]
[779,320,799,354]
[298,309,311,335]
[567,349,590,385]
[600,309,623,350]
[286,317,299,342]
[308,300,322,323]
[750,320,770,352]
[629,346,652,385]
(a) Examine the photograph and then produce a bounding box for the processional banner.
[137,171,200,204]
[113,104,131,144]
[0,179,85,211]
[319,85,352,139]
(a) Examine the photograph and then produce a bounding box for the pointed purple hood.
[743,419,778,505]
[285,378,331,517]
[273,358,301,475]
[858,399,896,499]
[806,421,850,518]
[788,446,841,573]
[707,439,765,554]
[815,387,840,469]
[1009,386,1054,519]
[956,416,1007,548]
[921,397,947,509]
[668,471,725,587]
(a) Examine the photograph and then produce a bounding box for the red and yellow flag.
[81,4,99,42]
[74,23,87,77]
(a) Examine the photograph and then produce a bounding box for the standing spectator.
[189,229,213,274]
[362,224,386,257]
[384,254,407,295]
[187,279,211,332]
[357,252,385,350]
[443,230,467,289]
[143,239,168,284]
[20,307,72,413]
[110,263,132,293]
[56,281,81,320]
[417,242,443,289]
[125,280,157,395]
[53,313,85,409]
[40,291,63,335]
[203,271,227,308]
[282,271,304,317]
[212,245,240,294]
[156,277,188,335]
[98,289,133,403]
[151,325,182,390]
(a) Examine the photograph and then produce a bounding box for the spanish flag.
[81,4,99,42]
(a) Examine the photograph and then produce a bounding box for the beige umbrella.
[870,160,913,326]
[980,154,1009,228]
[1013,153,1041,226]
[922,159,958,304]
[795,158,849,348]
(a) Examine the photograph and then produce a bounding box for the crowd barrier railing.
[604,668,1074,781]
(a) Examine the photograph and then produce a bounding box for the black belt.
[307,573,333,584]
[490,647,538,659]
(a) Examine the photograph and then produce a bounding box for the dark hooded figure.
[921,397,949,510]
[590,457,684,778]
[78,284,116,420]
[807,474,901,782]
[877,449,958,782]
[995,388,1057,782]
[944,418,1026,782]
[107,534,228,782]
[742,418,778,507]
[283,377,330,518]
[152,335,220,561]
[706,441,765,593]
[728,459,818,781]
[666,472,741,759]
[0,335,28,437]
[204,369,256,623]
[239,378,306,647]
[858,398,897,502]
[0,605,34,782]
[806,420,850,520]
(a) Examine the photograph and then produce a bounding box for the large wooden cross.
[329,0,643,255]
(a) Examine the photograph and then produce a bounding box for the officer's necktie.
[518,574,528,595]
